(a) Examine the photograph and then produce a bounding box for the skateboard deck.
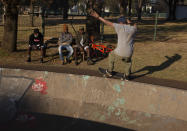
[98,67,124,79]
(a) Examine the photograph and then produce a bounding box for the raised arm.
[90,10,114,27]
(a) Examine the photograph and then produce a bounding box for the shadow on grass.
[131,54,181,79]
[0,112,134,131]
[43,53,59,63]
[15,49,28,52]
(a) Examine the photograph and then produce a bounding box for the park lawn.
[0,19,187,82]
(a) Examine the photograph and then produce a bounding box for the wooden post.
[41,8,45,37]
[153,11,159,41]
[100,9,104,43]
[30,1,34,27]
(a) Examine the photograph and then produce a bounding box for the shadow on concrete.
[0,112,134,131]
[132,54,181,78]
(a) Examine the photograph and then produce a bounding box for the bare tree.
[136,0,145,21]
[119,0,128,16]
[30,0,34,26]
[0,0,54,52]
[1,0,20,52]
[164,0,180,20]
[86,0,104,38]
[128,0,132,19]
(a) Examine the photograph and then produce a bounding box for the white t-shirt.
[80,36,84,46]
[113,23,137,57]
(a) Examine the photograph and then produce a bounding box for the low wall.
[1,68,187,130]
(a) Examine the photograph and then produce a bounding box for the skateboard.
[98,67,125,80]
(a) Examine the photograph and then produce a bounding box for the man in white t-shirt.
[91,11,137,80]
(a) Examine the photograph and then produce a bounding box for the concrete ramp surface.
[0,76,33,122]
[0,68,187,130]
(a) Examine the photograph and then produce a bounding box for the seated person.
[74,27,94,65]
[58,24,73,65]
[27,28,46,63]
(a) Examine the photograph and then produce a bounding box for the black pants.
[28,44,46,58]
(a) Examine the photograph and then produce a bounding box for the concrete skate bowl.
[0,68,187,131]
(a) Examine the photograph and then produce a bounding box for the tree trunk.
[128,0,132,19]
[172,0,178,20]
[2,6,5,25]
[167,0,172,20]
[137,7,142,21]
[167,0,178,20]
[63,8,68,19]
[136,0,145,21]
[86,0,103,38]
[30,1,34,27]
[63,0,69,19]
[2,4,18,52]
[41,7,46,36]
[119,0,128,17]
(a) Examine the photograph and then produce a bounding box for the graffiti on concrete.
[107,98,126,117]
[83,75,90,81]
[31,78,48,94]
[91,97,146,126]
[82,75,90,87]
[113,82,125,93]
[114,84,121,93]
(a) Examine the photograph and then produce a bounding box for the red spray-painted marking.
[31,78,48,94]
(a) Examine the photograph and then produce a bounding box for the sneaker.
[105,70,113,77]
[40,58,43,63]
[62,60,65,65]
[121,74,130,81]
[75,61,78,65]
[66,58,71,64]
[87,58,94,65]
[27,57,31,62]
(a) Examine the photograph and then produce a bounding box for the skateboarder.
[91,11,137,80]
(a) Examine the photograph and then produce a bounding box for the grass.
[0,16,187,82]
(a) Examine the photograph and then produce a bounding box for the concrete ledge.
[1,68,187,130]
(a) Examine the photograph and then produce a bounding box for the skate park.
[1,66,187,130]
[1,0,187,130]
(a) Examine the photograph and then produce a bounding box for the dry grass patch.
[0,19,187,82]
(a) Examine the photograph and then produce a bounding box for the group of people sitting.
[27,13,137,81]
[25,7,138,81]
[27,24,95,65]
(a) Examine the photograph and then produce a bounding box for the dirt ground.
[0,19,187,85]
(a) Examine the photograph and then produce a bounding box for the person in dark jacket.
[74,27,94,65]
[27,28,46,63]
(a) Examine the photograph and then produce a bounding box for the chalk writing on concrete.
[113,84,121,93]
[83,75,90,81]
